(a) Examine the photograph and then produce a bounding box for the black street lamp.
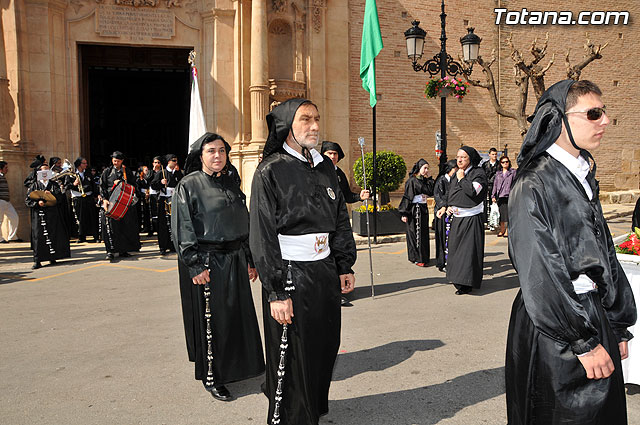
[404,1,481,172]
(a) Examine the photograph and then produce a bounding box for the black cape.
[250,148,356,424]
[99,165,141,253]
[335,166,362,204]
[446,166,487,288]
[26,180,71,261]
[172,170,264,386]
[506,153,636,424]
[398,175,434,264]
[433,174,451,269]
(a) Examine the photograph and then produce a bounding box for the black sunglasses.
[565,106,606,121]
[501,160,510,164]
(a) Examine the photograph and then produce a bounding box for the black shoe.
[455,288,471,295]
[32,262,42,270]
[49,259,57,266]
[438,266,446,272]
[206,384,233,401]
[159,249,167,255]
[77,238,86,243]
[341,297,353,307]
[119,252,131,258]
[106,253,115,263]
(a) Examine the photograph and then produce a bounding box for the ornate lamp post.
[404,1,481,171]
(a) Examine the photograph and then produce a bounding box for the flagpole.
[372,104,377,244]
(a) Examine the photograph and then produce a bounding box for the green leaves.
[353,150,407,194]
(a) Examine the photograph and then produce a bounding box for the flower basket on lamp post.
[424,76,469,100]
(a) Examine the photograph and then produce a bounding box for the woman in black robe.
[399,159,434,266]
[172,133,264,401]
[151,154,183,255]
[25,162,71,269]
[433,159,457,272]
[446,146,487,295]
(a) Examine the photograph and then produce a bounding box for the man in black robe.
[399,159,434,267]
[250,98,356,425]
[446,146,487,295]
[433,159,457,272]
[173,133,264,401]
[320,140,369,306]
[505,80,636,425]
[25,161,71,269]
[100,151,141,262]
[64,157,99,243]
[151,154,183,255]
[320,141,370,203]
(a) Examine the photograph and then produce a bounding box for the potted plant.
[424,76,470,100]
[614,228,640,383]
[351,150,407,236]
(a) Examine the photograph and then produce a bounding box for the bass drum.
[106,182,135,220]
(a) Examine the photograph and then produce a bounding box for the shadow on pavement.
[0,271,31,285]
[326,366,505,425]
[352,277,445,300]
[333,339,445,382]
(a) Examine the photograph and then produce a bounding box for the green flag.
[360,0,383,108]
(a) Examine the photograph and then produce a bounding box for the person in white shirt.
[505,80,636,425]
[0,161,20,242]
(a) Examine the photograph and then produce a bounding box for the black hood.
[517,79,579,170]
[320,141,345,162]
[263,98,313,158]
[409,158,428,176]
[460,146,482,167]
[184,132,231,175]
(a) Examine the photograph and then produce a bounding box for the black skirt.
[101,202,141,253]
[446,214,484,288]
[262,255,341,425]
[498,197,509,223]
[506,290,628,425]
[405,203,430,264]
[178,246,265,386]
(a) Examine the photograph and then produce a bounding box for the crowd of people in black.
[22,152,188,269]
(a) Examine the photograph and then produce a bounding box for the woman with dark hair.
[399,159,435,267]
[446,146,487,295]
[172,132,264,401]
[491,155,516,237]
[433,159,457,272]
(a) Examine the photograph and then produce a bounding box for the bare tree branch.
[566,32,608,80]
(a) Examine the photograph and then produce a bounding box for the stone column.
[249,0,269,146]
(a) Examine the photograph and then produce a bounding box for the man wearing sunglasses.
[505,80,636,424]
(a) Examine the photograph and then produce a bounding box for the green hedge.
[352,150,407,194]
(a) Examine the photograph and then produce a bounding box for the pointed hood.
[262,98,313,158]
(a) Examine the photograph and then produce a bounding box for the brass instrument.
[51,159,85,197]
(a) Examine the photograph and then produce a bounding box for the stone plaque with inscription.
[96,5,175,41]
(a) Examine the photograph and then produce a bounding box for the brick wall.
[348,0,640,197]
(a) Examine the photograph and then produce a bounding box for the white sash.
[451,203,483,217]
[278,233,331,261]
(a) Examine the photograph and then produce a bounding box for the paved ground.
[0,211,638,425]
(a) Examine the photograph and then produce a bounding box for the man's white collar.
[546,143,590,181]
[282,142,324,167]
